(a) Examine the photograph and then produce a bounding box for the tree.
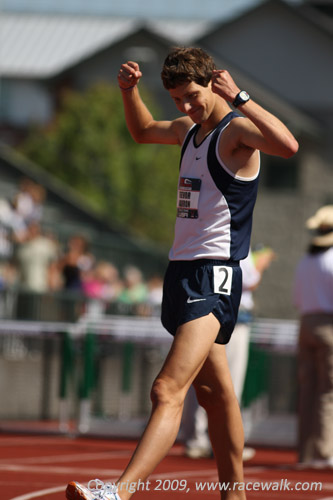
[20,83,180,245]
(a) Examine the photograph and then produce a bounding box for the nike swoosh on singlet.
[187,297,207,303]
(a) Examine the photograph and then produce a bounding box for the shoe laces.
[88,479,117,499]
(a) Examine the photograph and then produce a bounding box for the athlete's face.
[169,81,215,124]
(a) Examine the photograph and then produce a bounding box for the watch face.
[239,91,249,101]
[233,90,250,107]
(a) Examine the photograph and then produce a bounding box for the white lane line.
[0,437,70,447]
[2,465,217,478]
[10,485,67,500]
[1,464,122,475]
[0,450,131,465]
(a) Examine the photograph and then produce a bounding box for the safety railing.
[0,311,299,446]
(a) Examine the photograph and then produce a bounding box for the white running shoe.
[242,447,256,461]
[66,479,121,500]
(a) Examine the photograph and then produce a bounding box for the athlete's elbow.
[130,127,153,144]
[130,131,145,143]
[131,134,142,144]
[281,138,299,158]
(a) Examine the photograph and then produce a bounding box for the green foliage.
[20,83,180,245]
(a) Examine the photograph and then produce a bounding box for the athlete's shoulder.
[227,114,249,130]
[171,116,194,145]
[221,115,257,150]
[227,114,265,143]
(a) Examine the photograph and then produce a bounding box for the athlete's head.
[161,47,216,90]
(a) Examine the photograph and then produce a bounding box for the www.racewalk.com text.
[116,478,322,494]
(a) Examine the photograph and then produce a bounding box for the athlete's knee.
[195,385,214,410]
[150,376,185,408]
[195,382,236,413]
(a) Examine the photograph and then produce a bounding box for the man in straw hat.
[293,205,333,467]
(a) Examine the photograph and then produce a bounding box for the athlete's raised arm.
[211,69,299,158]
[118,61,192,146]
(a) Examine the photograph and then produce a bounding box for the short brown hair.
[161,47,216,90]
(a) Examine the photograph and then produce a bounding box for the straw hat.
[306,205,333,247]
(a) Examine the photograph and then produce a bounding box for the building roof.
[0,13,212,78]
[147,19,213,45]
[0,0,261,21]
[0,14,138,78]
[1,2,331,80]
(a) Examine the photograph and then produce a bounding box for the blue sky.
[1,0,302,20]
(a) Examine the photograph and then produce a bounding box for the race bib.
[213,266,233,295]
[177,177,201,219]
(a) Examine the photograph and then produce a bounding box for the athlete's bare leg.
[193,344,246,500]
[115,313,220,499]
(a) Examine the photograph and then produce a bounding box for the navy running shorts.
[161,259,242,345]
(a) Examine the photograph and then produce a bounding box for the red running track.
[0,434,332,499]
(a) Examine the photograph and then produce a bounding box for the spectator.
[83,261,122,301]
[147,274,163,305]
[117,265,148,305]
[82,260,123,317]
[293,205,333,467]
[0,198,27,258]
[12,178,46,224]
[15,222,60,293]
[58,234,95,291]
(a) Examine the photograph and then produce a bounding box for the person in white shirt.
[293,205,333,467]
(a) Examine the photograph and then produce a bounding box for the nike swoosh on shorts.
[187,297,207,303]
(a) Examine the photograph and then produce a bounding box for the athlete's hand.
[211,70,240,103]
[118,61,142,90]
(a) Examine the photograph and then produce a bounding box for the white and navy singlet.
[169,111,260,262]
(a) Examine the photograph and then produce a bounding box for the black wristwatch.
[233,90,250,107]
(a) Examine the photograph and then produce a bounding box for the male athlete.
[66,47,298,500]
